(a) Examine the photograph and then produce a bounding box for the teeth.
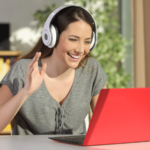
[68,53,80,59]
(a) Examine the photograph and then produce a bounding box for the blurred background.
[0,0,150,134]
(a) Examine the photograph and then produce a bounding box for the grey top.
[0,57,108,135]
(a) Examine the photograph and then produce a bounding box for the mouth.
[67,52,81,61]
[67,53,81,58]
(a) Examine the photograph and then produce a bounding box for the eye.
[69,38,77,41]
[85,41,92,44]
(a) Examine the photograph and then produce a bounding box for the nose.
[75,41,84,55]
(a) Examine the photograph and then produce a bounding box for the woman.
[0,5,107,135]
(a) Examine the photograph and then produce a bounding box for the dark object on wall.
[0,23,10,50]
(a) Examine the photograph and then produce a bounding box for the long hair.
[20,6,95,68]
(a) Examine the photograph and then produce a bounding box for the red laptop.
[49,88,150,146]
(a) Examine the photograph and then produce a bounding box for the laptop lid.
[83,88,150,146]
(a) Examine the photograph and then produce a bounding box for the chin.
[65,55,81,69]
[68,63,79,69]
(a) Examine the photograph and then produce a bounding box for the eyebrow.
[68,35,92,40]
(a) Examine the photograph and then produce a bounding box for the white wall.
[0,0,64,55]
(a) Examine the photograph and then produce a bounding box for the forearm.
[0,88,30,132]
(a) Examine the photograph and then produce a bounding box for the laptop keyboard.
[49,135,85,144]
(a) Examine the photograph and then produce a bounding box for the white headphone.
[42,5,97,51]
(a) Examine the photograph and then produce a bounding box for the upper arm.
[0,84,13,107]
[90,84,107,112]
[0,59,24,98]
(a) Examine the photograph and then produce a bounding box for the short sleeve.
[0,59,25,96]
[91,59,108,97]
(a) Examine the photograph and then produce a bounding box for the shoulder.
[10,58,32,75]
[87,57,100,64]
[17,58,32,65]
[14,58,32,68]
[85,57,108,78]
[84,57,103,71]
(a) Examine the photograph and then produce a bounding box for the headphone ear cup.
[52,24,59,47]
[90,32,95,51]
[48,25,59,48]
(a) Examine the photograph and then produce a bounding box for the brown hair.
[20,6,95,68]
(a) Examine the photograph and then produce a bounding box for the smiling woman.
[0,5,107,135]
[21,5,95,68]
[53,20,92,69]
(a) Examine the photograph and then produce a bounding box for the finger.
[28,52,38,69]
[35,52,41,68]
[28,52,41,69]
[37,52,41,61]
[27,52,38,77]
[28,66,34,79]
[34,52,42,71]
[40,63,47,78]
[33,52,41,68]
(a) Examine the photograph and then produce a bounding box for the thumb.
[40,63,47,78]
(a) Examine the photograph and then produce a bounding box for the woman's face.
[54,20,92,69]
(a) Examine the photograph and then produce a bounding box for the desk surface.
[0,135,150,150]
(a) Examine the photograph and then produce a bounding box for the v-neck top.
[41,58,77,108]
[0,57,108,135]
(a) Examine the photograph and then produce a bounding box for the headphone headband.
[42,5,97,51]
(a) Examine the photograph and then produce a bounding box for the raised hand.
[23,52,47,96]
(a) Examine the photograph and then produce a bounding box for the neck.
[41,52,75,81]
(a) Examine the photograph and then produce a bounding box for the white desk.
[0,135,150,150]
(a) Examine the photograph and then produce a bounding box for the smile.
[67,53,81,59]
[67,53,81,61]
